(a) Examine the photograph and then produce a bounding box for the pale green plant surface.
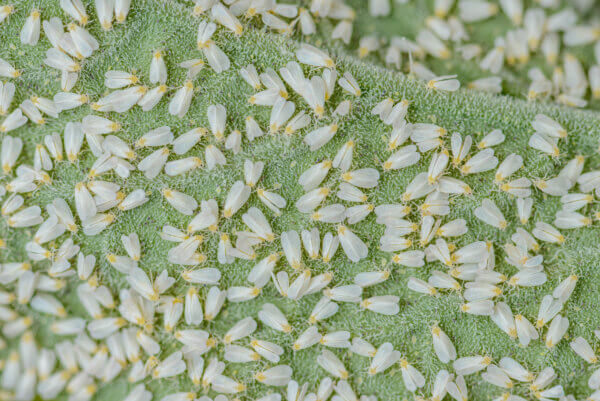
[1,0,600,401]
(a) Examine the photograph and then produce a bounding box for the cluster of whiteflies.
[0,0,132,94]
[1,1,411,400]
[362,0,600,108]
[1,0,600,401]
[191,0,464,94]
[192,0,356,43]
[363,97,595,397]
